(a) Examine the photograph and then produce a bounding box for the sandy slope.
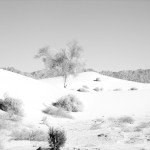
[41,71,150,119]
[1,69,150,150]
[0,69,150,121]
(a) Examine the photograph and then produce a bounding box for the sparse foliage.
[94,77,101,81]
[43,106,73,119]
[48,127,66,150]
[93,87,103,92]
[11,128,47,141]
[77,88,89,92]
[129,87,138,91]
[52,94,83,112]
[118,116,134,124]
[35,41,84,88]
[0,95,23,118]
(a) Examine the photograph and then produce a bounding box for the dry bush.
[0,95,23,117]
[43,106,73,119]
[135,121,150,131]
[129,87,138,91]
[48,127,66,150]
[77,88,89,92]
[52,94,83,112]
[93,87,103,92]
[11,128,48,141]
[94,77,101,81]
[118,116,134,124]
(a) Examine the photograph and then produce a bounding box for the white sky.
[0,0,150,72]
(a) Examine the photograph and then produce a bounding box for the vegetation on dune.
[48,127,66,150]
[77,88,89,92]
[2,67,150,84]
[118,116,134,124]
[11,128,48,141]
[43,105,73,119]
[35,40,85,88]
[0,94,23,120]
[100,69,150,83]
[93,87,103,92]
[52,94,83,112]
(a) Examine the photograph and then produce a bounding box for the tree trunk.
[64,75,67,88]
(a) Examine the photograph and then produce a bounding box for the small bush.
[93,87,103,92]
[0,96,23,117]
[77,88,89,92]
[94,77,101,81]
[43,106,73,119]
[52,94,83,112]
[48,127,66,150]
[118,116,134,124]
[129,87,138,91]
[135,121,150,131]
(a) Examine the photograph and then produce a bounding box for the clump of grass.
[48,127,66,150]
[43,106,73,119]
[52,94,83,112]
[77,88,89,92]
[129,87,138,91]
[94,77,101,81]
[113,88,122,91]
[93,87,103,92]
[135,121,150,131]
[11,128,48,141]
[0,95,23,117]
[82,85,89,89]
[118,116,134,124]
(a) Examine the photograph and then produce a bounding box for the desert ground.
[1,69,150,150]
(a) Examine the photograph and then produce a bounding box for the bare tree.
[35,41,84,88]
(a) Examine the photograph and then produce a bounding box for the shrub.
[135,121,150,131]
[0,96,23,117]
[43,106,73,119]
[94,77,101,81]
[52,94,83,112]
[93,87,103,92]
[48,127,66,150]
[77,88,89,92]
[11,128,48,141]
[129,87,138,91]
[118,116,134,124]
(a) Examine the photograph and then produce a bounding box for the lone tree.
[35,41,84,88]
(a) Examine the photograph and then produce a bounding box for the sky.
[0,0,150,72]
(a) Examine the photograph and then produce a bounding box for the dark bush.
[0,96,23,117]
[48,127,66,150]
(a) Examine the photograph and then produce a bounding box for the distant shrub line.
[99,69,150,83]
[3,67,150,83]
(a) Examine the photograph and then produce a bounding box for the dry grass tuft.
[43,106,73,119]
[52,94,83,112]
